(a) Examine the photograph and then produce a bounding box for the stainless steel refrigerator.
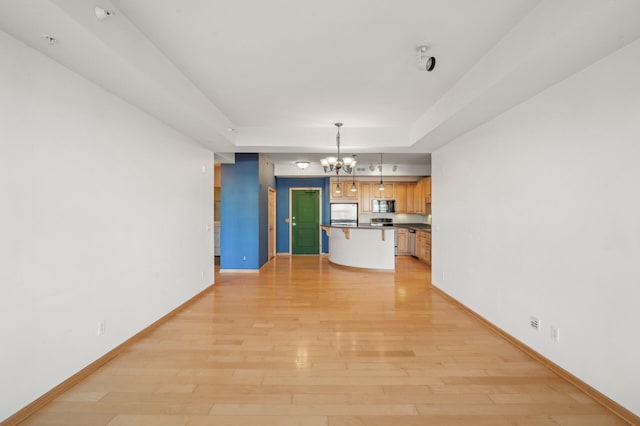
[330,203,358,227]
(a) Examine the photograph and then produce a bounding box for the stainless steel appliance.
[369,218,394,227]
[330,203,358,227]
[408,228,417,257]
[372,199,395,213]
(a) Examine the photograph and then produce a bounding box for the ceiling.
[1,0,639,176]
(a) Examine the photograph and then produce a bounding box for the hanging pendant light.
[350,155,357,192]
[378,153,385,191]
[320,123,357,174]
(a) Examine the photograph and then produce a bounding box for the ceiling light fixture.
[296,161,310,170]
[43,35,57,45]
[416,44,436,72]
[320,123,357,175]
[95,6,115,21]
[350,156,358,192]
[378,153,385,191]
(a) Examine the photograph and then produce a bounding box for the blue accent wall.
[220,154,259,269]
[275,177,330,254]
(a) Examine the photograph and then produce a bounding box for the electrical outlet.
[97,320,106,336]
[243,255,247,261]
[551,326,560,342]
[530,316,540,331]
[201,271,205,280]
[441,271,445,281]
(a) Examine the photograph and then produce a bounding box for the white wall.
[0,32,214,420]
[432,39,640,415]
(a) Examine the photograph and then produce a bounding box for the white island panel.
[326,227,395,270]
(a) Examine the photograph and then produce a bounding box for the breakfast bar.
[322,225,396,270]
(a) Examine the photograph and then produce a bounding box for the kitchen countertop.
[323,224,397,230]
[323,223,431,231]
[393,223,432,232]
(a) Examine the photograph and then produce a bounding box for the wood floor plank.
[20,256,627,425]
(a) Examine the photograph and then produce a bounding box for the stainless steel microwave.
[372,199,395,213]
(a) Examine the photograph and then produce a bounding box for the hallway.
[23,256,624,425]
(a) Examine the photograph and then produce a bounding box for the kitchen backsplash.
[360,213,430,224]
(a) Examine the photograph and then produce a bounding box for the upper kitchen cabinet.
[372,183,395,199]
[424,176,432,203]
[413,177,431,214]
[358,182,372,213]
[406,183,416,213]
[355,179,428,214]
[394,183,409,213]
[413,179,424,214]
[330,180,358,201]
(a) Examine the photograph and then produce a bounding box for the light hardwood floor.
[22,256,626,425]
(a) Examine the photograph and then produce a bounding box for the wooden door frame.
[268,187,276,260]
[289,187,323,255]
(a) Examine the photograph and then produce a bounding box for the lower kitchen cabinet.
[416,230,431,265]
[396,228,411,255]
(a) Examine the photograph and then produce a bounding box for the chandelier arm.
[321,122,350,175]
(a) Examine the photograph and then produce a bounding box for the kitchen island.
[322,225,396,271]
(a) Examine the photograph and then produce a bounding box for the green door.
[291,190,320,254]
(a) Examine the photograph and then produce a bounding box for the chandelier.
[320,123,357,174]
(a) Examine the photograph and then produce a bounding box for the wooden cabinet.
[425,231,431,265]
[413,177,431,214]
[358,182,372,213]
[396,228,411,255]
[416,231,426,260]
[394,183,408,213]
[331,180,358,201]
[346,178,428,214]
[413,179,424,214]
[371,183,395,199]
[416,230,431,265]
[406,183,416,213]
[424,176,432,204]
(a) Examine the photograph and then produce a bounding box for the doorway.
[268,187,276,260]
[291,189,321,255]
